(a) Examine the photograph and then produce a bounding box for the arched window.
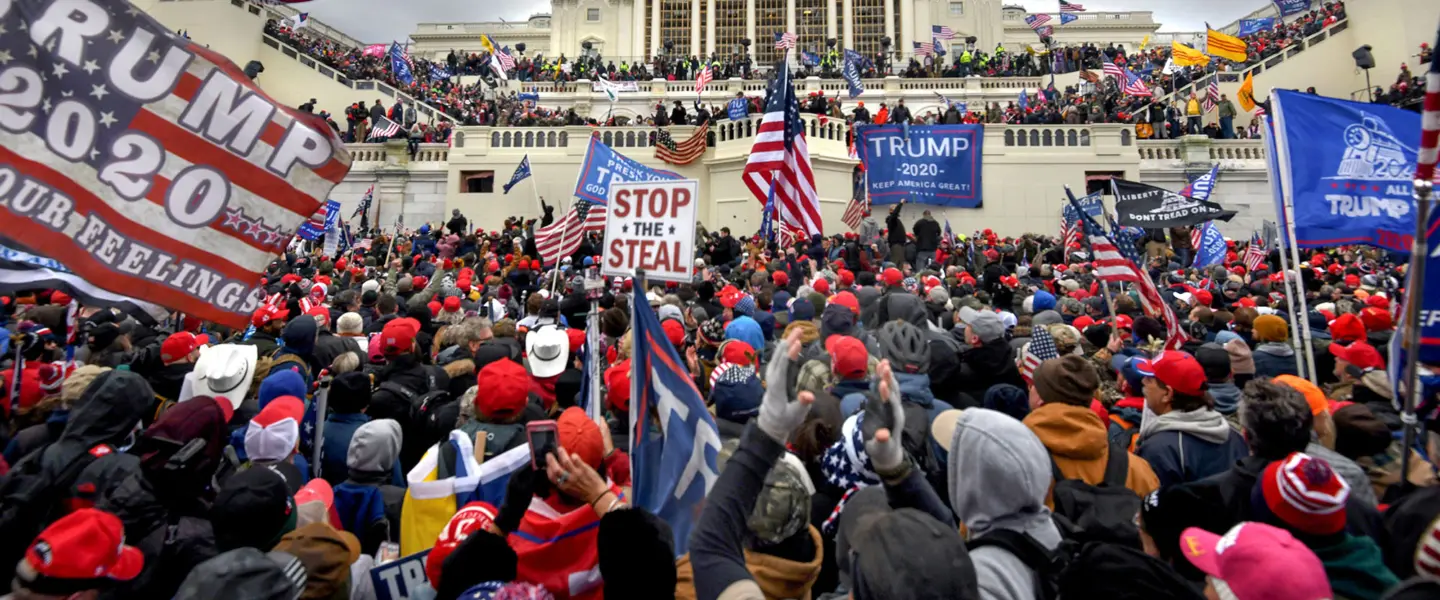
[525,132,535,146]
[548,132,557,146]
[603,132,613,146]
[1042,130,1053,146]
[1017,130,1028,146]
[1067,129,1078,146]
[501,132,512,147]
[1029,130,1040,146]
[1004,130,1015,146]
[559,132,569,146]
[491,132,500,147]
[1079,130,1091,146]
[1120,129,1132,146]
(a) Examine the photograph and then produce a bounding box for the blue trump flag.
[629,274,722,555]
[1237,17,1276,37]
[1059,12,1079,25]
[1192,221,1227,268]
[761,174,777,244]
[842,49,865,98]
[727,97,749,121]
[503,156,532,194]
[1274,0,1311,17]
[1017,89,1029,111]
[801,51,820,67]
[298,200,340,241]
[573,136,683,204]
[517,92,540,108]
[389,43,415,86]
[1185,164,1221,201]
[1272,89,1423,252]
[857,125,984,207]
[428,63,451,81]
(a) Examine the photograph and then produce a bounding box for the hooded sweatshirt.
[1252,342,1299,378]
[675,526,825,600]
[1208,381,1242,415]
[335,419,406,555]
[1307,533,1400,600]
[1023,403,1160,500]
[949,409,1062,600]
[1135,406,1249,488]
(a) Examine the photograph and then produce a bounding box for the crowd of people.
[1,193,1439,600]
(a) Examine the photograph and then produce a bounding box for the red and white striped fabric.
[1416,26,1440,184]
[1243,233,1266,273]
[842,197,867,231]
[1102,60,1125,82]
[0,9,350,330]
[695,67,713,94]
[496,49,517,71]
[1190,226,1203,255]
[1084,229,1189,350]
[1203,78,1220,113]
[743,59,823,238]
[535,203,605,265]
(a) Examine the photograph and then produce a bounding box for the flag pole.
[1263,122,1306,375]
[1067,186,1118,323]
[531,175,545,218]
[1271,105,1319,382]
[1399,178,1434,482]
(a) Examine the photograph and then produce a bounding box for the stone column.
[842,0,854,50]
[883,0,894,62]
[691,0,702,57]
[634,0,649,58]
[826,1,837,44]
[746,0,757,59]
[706,0,717,56]
[651,0,662,58]
[899,0,912,57]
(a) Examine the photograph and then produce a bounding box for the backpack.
[0,443,113,584]
[966,530,1064,600]
[1047,442,1142,548]
[467,421,526,461]
[377,382,449,425]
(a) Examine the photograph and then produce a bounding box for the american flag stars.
[221,207,294,250]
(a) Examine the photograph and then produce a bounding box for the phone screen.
[528,422,558,470]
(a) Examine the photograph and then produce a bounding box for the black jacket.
[369,355,444,469]
[241,330,280,359]
[954,337,1026,404]
[473,338,523,371]
[886,205,907,245]
[314,329,363,372]
[96,471,217,600]
[913,217,941,252]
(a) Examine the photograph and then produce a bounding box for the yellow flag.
[1171,41,1211,67]
[479,34,496,55]
[1238,71,1258,112]
[1139,34,1150,50]
[1206,26,1248,62]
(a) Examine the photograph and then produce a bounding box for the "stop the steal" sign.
[602,180,699,282]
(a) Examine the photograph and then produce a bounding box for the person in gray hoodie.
[943,408,1061,600]
[1133,352,1250,488]
[332,419,406,554]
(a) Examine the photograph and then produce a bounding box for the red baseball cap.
[566,328,587,354]
[443,296,462,312]
[1072,316,1095,331]
[558,406,604,469]
[1112,314,1134,331]
[826,335,868,380]
[838,269,855,287]
[831,291,860,315]
[380,317,420,356]
[160,332,209,364]
[1365,295,1389,310]
[1359,306,1393,332]
[474,359,529,419]
[772,271,789,287]
[605,359,632,413]
[251,304,289,328]
[24,508,143,585]
[1344,274,1360,288]
[812,278,831,295]
[721,340,758,368]
[1135,351,1207,397]
[1194,290,1213,307]
[1327,313,1366,343]
[424,501,499,586]
[661,319,685,348]
[882,268,903,287]
[1329,342,1384,371]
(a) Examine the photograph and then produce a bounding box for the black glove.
[495,464,544,534]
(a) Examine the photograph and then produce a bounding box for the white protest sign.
[602,180,698,282]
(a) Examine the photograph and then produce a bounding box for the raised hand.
[758,328,814,444]
[864,359,906,473]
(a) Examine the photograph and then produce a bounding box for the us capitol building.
[406,0,1163,64]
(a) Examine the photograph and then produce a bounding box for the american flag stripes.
[695,66,713,94]
[654,121,710,165]
[534,202,604,265]
[1070,194,1189,350]
[1417,24,1440,183]
[1203,78,1220,113]
[0,0,351,329]
[914,41,936,57]
[1059,0,1086,12]
[496,48,517,71]
[1019,323,1059,385]
[932,25,957,40]
[1025,14,1053,30]
[1122,70,1154,97]
[1102,60,1125,82]
[368,116,403,140]
[1243,232,1267,273]
[842,196,868,231]
[743,55,823,238]
[774,32,798,50]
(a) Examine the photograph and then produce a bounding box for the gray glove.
[758,333,812,444]
[864,361,907,475]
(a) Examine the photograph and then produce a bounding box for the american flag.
[1203,78,1220,113]
[1025,14,1053,30]
[496,48,517,71]
[1108,214,1148,267]
[1122,70,1154,97]
[914,41,935,57]
[298,200,341,241]
[695,66,713,94]
[1075,199,1188,350]
[1019,323,1059,385]
[743,55,822,238]
[1243,232,1267,273]
[368,116,402,140]
[655,121,710,165]
[932,25,957,40]
[1059,0,1086,12]
[535,201,604,264]
[1101,59,1125,82]
[774,32,798,50]
[842,196,868,231]
[1061,217,1081,260]
[0,0,350,329]
[1190,226,1203,257]
[1417,23,1440,183]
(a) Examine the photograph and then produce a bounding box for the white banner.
[601,180,698,283]
[591,80,641,93]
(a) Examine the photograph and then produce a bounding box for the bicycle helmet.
[876,321,930,375]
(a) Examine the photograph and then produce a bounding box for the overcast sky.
[303,0,1271,45]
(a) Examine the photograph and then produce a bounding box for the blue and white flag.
[289,12,309,29]
[933,36,946,56]
[504,156,533,194]
[1274,0,1311,17]
[517,92,540,108]
[428,63,451,81]
[298,200,341,241]
[842,49,865,98]
[1018,89,1029,111]
[1271,89,1424,252]
[1059,12,1079,25]
[761,174,778,244]
[727,97,749,121]
[629,275,721,556]
[389,43,415,85]
[1191,221,1227,268]
[1237,17,1276,37]
[1184,164,1221,201]
[801,51,820,67]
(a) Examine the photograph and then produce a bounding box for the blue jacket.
[1252,342,1299,379]
[319,412,371,486]
[1135,410,1250,488]
[840,372,953,423]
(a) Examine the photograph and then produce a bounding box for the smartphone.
[527,420,559,471]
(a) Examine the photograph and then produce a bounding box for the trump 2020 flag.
[0,0,351,330]
[504,156,532,194]
[390,43,415,85]
[298,200,341,241]
[630,274,722,555]
[842,49,865,98]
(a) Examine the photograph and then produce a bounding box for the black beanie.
[328,372,372,413]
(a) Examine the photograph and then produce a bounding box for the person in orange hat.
[11,508,143,597]
[1271,374,1378,508]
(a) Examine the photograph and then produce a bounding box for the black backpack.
[1048,442,1142,548]
[966,530,1065,600]
[0,443,113,584]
